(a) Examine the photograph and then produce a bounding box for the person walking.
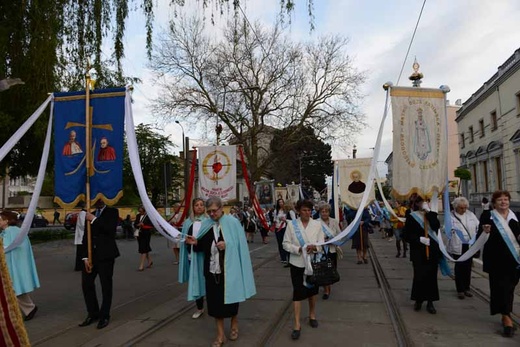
[74,208,87,271]
[135,206,153,271]
[283,199,323,340]
[391,201,408,258]
[53,209,61,225]
[185,197,256,347]
[402,194,441,315]
[0,211,40,321]
[318,202,341,300]
[447,197,479,299]
[79,199,120,330]
[274,199,290,267]
[346,207,372,264]
[121,215,134,240]
[179,198,208,319]
[478,190,520,337]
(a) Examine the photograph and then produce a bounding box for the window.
[482,161,489,192]
[517,92,520,116]
[469,126,474,143]
[479,119,485,137]
[495,157,503,190]
[460,133,465,149]
[472,164,478,193]
[490,111,497,131]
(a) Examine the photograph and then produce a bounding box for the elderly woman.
[447,197,479,299]
[318,202,342,300]
[179,198,208,319]
[478,190,520,337]
[0,211,40,321]
[402,195,441,314]
[185,197,256,347]
[283,199,324,340]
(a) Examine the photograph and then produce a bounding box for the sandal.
[229,328,239,341]
[211,338,226,347]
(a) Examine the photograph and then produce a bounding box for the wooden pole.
[85,62,93,272]
[359,224,364,251]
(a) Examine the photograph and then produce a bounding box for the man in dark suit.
[78,199,120,329]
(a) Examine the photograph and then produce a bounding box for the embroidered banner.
[255,179,275,208]
[286,184,300,204]
[53,88,125,208]
[274,186,288,202]
[198,145,236,201]
[337,158,374,209]
[390,87,447,198]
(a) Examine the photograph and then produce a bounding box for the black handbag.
[306,253,340,286]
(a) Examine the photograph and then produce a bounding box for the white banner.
[286,184,300,204]
[337,158,374,209]
[391,87,447,198]
[198,145,237,201]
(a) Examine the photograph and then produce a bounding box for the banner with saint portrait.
[337,158,374,209]
[390,86,447,198]
[198,145,237,201]
[53,88,125,208]
[255,179,275,208]
[286,184,300,204]
[274,186,288,203]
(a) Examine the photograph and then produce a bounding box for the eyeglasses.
[207,207,222,214]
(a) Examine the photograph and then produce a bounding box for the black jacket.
[402,210,441,263]
[80,206,120,261]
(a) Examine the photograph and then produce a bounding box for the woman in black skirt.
[283,199,324,340]
[478,190,520,337]
[135,206,153,271]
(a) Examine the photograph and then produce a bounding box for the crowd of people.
[1,190,519,345]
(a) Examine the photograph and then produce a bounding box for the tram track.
[368,240,413,347]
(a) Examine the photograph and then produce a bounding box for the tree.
[121,123,181,206]
[454,167,471,197]
[270,126,332,192]
[151,17,365,181]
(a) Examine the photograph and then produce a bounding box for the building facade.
[456,47,520,211]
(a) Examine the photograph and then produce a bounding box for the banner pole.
[85,62,93,272]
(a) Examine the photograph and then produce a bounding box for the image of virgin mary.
[413,108,431,160]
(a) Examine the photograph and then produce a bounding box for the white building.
[456,47,520,210]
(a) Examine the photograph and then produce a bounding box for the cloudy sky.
[120,0,520,175]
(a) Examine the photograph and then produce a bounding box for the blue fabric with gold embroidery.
[53,88,125,207]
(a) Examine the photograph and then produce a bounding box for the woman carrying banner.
[447,197,479,299]
[283,199,323,340]
[478,190,520,338]
[402,194,441,314]
[318,202,342,300]
[135,206,154,271]
[0,211,40,321]
[185,197,256,347]
[179,198,208,319]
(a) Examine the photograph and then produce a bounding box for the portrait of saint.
[414,107,431,160]
[258,184,272,206]
[97,137,116,161]
[62,130,83,156]
[347,170,366,194]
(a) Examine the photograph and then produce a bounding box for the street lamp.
[175,120,185,158]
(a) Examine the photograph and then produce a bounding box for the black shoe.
[97,317,110,329]
[24,306,38,321]
[322,294,329,300]
[309,319,319,328]
[79,315,99,327]
[413,301,422,311]
[503,326,514,337]
[395,253,401,258]
[291,329,301,340]
[402,253,407,258]
[426,302,436,314]
[464,291,473,297]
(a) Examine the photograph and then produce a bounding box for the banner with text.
[198,145,236,201]
[391,86,447,198]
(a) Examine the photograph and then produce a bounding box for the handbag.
[134,228,140,237]
[306,253,340,286]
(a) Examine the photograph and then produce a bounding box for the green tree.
[120,123,181,207]
[270,126,333,192]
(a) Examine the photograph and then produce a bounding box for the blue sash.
[411,211,452,276]
[491,210,520,267]
[292,220,306,248]
[451,212,476,245]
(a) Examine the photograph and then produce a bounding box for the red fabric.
[0,260,23,346]
[173,149,197,227]
[238,146,270,230]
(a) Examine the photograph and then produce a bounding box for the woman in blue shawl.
[178,198,207,319]
[185,197,256,347]
[0,210,40,321]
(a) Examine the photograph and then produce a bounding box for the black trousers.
[82,259,115,319]
[451,244,472,293]
[411,260,439,302]
[488,270,520,315]
[196,297,204,310]
[275,228,288,262]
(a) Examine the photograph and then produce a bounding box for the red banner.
[238,146,270,230]
[173,149,198,228]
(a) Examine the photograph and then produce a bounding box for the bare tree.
[151,16,365,181]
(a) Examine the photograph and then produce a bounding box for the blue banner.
[53,88,125,208]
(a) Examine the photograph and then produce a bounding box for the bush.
[29,229,73,244]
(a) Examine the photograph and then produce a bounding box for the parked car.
[64,212,80,230]
[18,213,49,228]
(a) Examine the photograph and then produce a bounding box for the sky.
[119,0,520,176]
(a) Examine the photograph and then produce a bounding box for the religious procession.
[1,1,520,347]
